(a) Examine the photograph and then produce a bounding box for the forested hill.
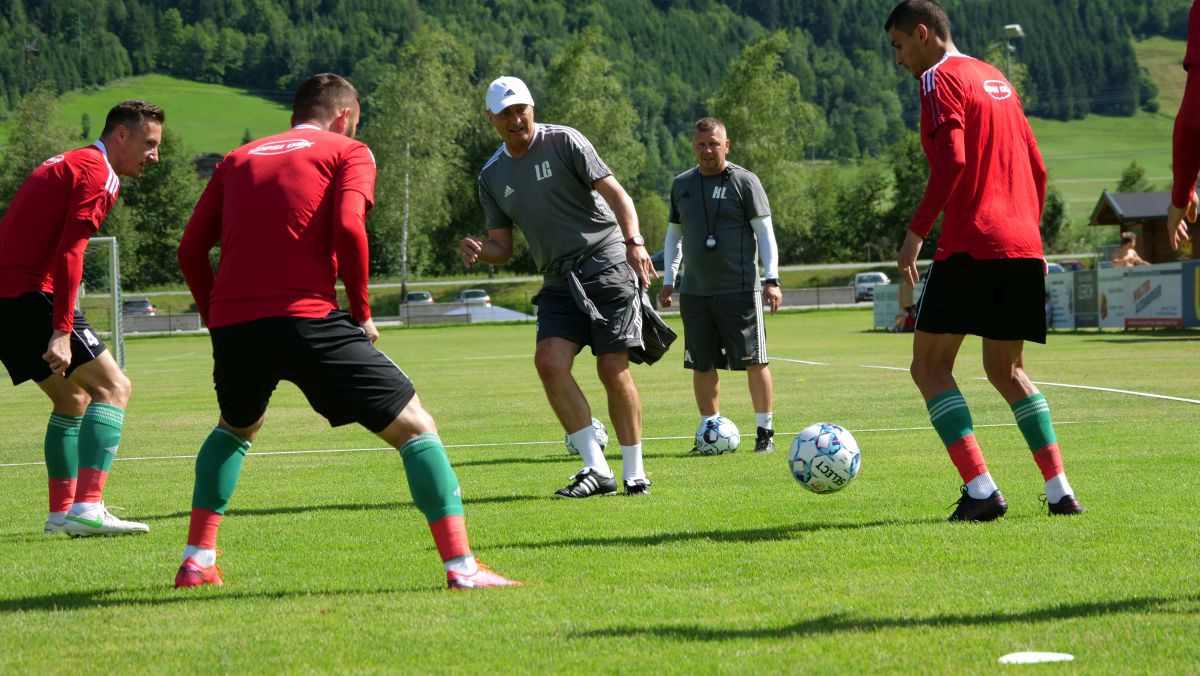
[0,0,1188,160]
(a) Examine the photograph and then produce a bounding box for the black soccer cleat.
[624,478,651,496]
[1043,494,1084,516]
[947,486,1008,522]
[554,468,618,499]
[754,427,775,453]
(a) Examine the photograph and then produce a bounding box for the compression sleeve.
[1173,66,1200,208]
[750,215,779,280]
[49,222,94,333]
[908,121,967,238]
[178,167,225,325]
[332,189,371,323]
[662,222,683,286]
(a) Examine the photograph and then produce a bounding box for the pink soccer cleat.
[175,557,224,588]
[447,561,521,590]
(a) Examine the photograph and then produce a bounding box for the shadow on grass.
[499,516,944,550]
[575,594,1200,641]
[134,494,543,522]
[0,584,435,614]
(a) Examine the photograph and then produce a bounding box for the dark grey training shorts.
[679,291,767,371]
[534,263,643,355]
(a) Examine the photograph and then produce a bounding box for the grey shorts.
[680,291,766,371]
[534,264,642,355]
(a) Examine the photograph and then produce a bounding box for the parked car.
[404,291,434,305]
[458,289,491,306]
[1046,262,1065,274]
[122,298,156,316]
[853,272,890,302]
[1058,259,1087,272]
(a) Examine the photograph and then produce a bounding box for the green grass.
[1,74,290,155]
[1,309,1198,671]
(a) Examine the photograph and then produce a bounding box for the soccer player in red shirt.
[1169,0,1200,250]
[0,100,163,537]
[175,73,518,590]
[885,0,1083,521]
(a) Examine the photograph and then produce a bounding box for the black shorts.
[210,312,415,433]
[680,291,767,371]
[534,264,642,356]
[0,292,107,385]
[915,254,1047,343]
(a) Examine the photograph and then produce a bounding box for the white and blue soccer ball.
[694,416,740,455]
[565,418,609,456]
[788,422,861,493]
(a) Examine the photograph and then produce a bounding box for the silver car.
[853,272,890,302]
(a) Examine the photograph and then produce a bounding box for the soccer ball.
[694,416,740,455]
[788,422,861,493]
[565,418,608,456]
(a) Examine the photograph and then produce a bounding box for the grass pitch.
[1,309,1197,672]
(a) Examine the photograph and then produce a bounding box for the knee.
[534,350,571,382]
[54,388,91,416]
[596,354,630,386]
[89,372,132,408]
[909,358,942,388]
[984,362,1021,389]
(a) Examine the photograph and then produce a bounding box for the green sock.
[399,433,465,523]
[45,414,83,480]
[1011,393,1056,451]
[78,403,124,473]
[192,427,252,514]
[926,389,974,446]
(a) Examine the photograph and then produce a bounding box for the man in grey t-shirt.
[460,76,657,498]
[657,117,782,453]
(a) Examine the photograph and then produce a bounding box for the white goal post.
[80,236,124,369]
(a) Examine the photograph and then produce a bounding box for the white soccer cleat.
[43,517,68,536]
[63,503,150,537]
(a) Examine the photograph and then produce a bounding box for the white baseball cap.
[486,76,535,114]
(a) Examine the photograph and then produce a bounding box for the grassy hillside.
[2,74,289,156]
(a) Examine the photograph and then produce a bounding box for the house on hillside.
[1090,190,1198,263]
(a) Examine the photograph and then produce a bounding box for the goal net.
[80,236,124,369]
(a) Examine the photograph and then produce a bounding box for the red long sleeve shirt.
[178,126,376,328]
[0,143,120,332]
[910,53,1046,260]
[1172,0,1200,209]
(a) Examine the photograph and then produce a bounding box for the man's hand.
[897,230,923,288]
[762,284,782,315]
[658,284,674,308]
[627,244,657,288]
[459,235,484,268]
[1168,191,1197,250]
[360,318,380,345]
[43,331,71,377]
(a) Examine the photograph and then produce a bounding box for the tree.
[1117,160,1152,192]
[1040,185,1068,253]
[543,26,646,183]
[0,84,76,211]
[361,27,475,288]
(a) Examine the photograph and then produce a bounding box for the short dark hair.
[101,100,164,137]
[694,117,726,134]
[885,0,952,40]
[293,73,358,122]
[1120,231,1137,246]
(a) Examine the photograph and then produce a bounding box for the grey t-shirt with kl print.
[478,124,626,280]
[669,162,771,296]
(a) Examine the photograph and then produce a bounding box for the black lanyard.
[699,170,728,249]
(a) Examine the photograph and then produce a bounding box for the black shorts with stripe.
[0,292,107,385]
[915,253,1047,343]
[210,312,415,433]
[679,291,767,371]
[534,263,643,356]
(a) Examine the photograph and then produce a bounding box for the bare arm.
[459,227,515,267]
[593,174,655,287]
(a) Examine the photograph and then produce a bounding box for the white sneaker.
[64,503,150,537]
[43,517,67,535]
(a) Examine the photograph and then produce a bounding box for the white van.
[853,272,890,301]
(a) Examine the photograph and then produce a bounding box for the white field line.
[773,358,831,366]
[432,354,532,362]
[857,364,909,371]
[152,352,196,362]
[0,419,1125,470]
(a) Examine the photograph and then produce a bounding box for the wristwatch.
[763,277,781,287]
[625,234,646,247]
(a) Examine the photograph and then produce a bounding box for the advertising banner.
[1183,260,1200,328]
[1046,272,1076,330]
[1126,263,1183,328]
[872,283,924,329]
[1073,270,1099,328]
[1097,268,1127,329]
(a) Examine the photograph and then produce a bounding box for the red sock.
[48,478,76,513]
[75,468,108,503]
[947,435,988,484]
[187,507,223,550]
[1032,443,1064,481]
[429,515,471,562]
